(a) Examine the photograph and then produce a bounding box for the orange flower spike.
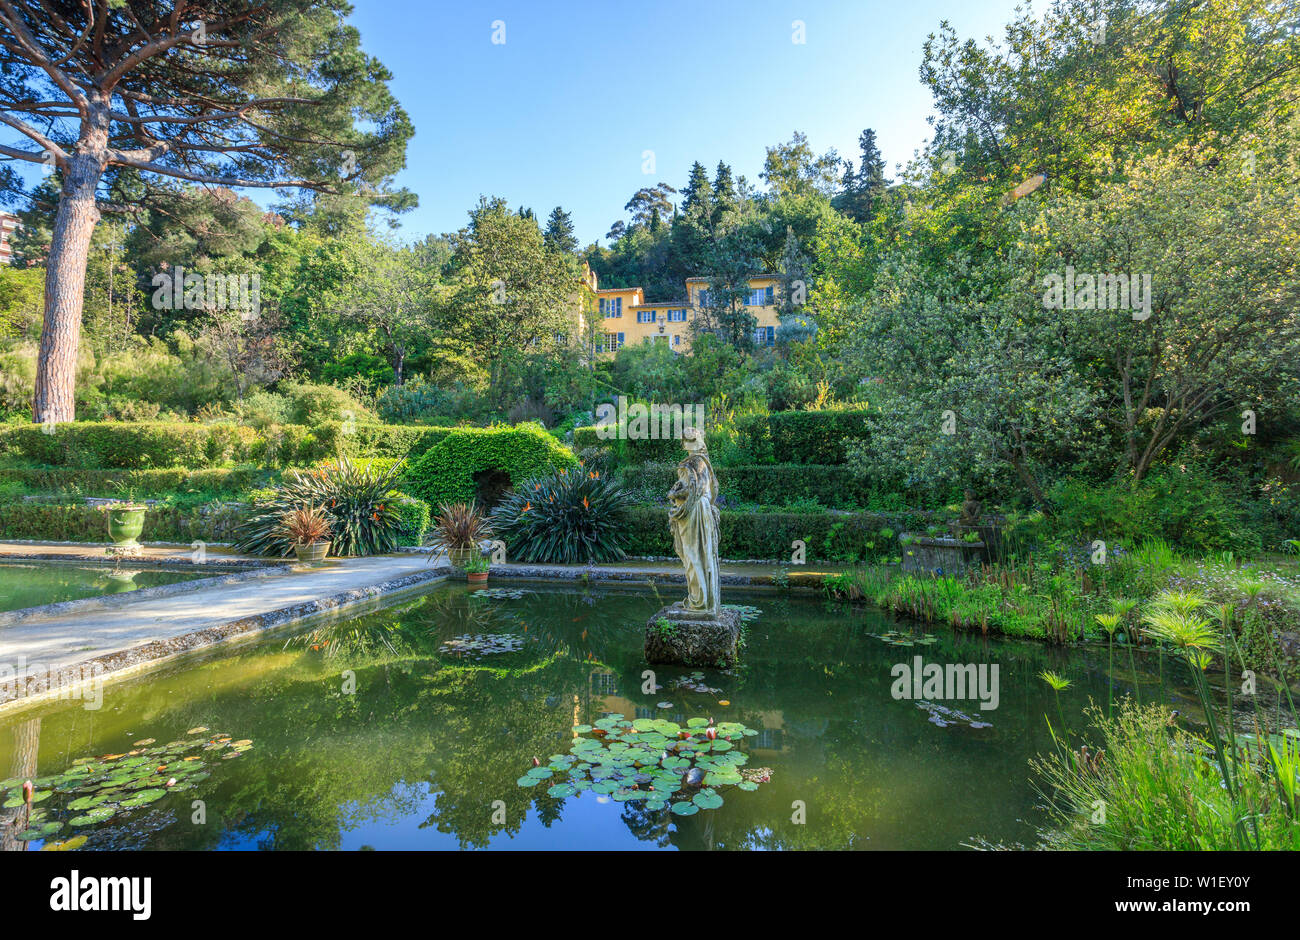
[523,502,531,512]
[582,496,590,509]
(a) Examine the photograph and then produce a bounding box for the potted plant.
[279,505,332,566]
[99,500,148,550]
[431,501,491,571]
[465,551,491,584]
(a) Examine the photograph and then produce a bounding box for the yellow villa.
[576,265,783,357]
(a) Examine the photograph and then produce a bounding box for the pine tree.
[544,207,579,254]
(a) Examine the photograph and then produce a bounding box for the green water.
[0,562,214,613]
[0,583,1189,851]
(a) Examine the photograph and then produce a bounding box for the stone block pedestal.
[645,605,742,668]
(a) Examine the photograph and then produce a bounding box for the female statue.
[667,427,721,615]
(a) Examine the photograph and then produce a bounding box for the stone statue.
[960,489,982,527]
[645,426,741,667]
[667,426,720,616]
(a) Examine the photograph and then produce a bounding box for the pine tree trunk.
[33,153,103,424]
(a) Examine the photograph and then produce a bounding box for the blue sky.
[348,0,1025,246]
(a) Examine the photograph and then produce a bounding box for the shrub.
[0,421,258,469]
[618,505,931,561]
[620,462,879,508]
[392,494,431,545]
[279,381,371,425]
[0,465,271,498]
[277,505,332,545]
[490,468,634,563]
[405,425,579,506]
[0,500,247,543]
[430,501,492,553]
[1052,465,1264,555]
[235,457,407,557]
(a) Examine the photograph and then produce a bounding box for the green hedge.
[406,425,579,506]
[621,505,935,562]
[0,465,274,497]
[0,421,465,470]
[574,409,874,467]
[620,462,877,508]
[0,422,260,469]
[734,410,874,465]
[0,501,248,543]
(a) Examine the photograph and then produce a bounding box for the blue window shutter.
[766,286,774,304]
[617,332,624,346]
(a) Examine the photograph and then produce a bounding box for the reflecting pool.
[0,583,1188,850]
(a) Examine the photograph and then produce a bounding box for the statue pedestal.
[645,605,742,669]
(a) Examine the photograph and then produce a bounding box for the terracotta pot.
[467,571,489,584]
[293,541,331,566]
[107,506,147,549]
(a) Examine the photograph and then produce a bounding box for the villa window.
[753,325,775,346]
[666,309,687,322]
[600,332,624,353]
[637,310,656,323]
[600,297,622,317]
[673,335,681,346]
[747,286,775,306]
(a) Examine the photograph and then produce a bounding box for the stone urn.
[106,505,147,550]
[293,540,331,566]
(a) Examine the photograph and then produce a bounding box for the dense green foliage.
[235,458,409,557]
[490,469,635,564]
[405,425,579,507]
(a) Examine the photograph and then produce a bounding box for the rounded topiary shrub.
[404,425,579,507]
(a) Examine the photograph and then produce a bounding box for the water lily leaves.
[3,789,52,808]
[120,788,167,808]
[12,728,248,843]
[17,820,64,841]
[737,780,759,792]
[69,806,115,826]
[517,716,770,813]
[693,789,724,810]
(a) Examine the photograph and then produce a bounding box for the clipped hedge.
[0,501,248,543]
[733,410,874,465]
[405,425,579,506]
[620,505,936,562]
[574,409,874,468]
[0,421,467,470]
[620,462,875,508]
[0,422,259,469]
[0,465,274,497]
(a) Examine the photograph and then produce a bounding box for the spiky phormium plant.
[490,468,633,564]
[236,457,407,557]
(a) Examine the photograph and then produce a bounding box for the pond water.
[0,562,215,614]
[0,583,1191,851]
